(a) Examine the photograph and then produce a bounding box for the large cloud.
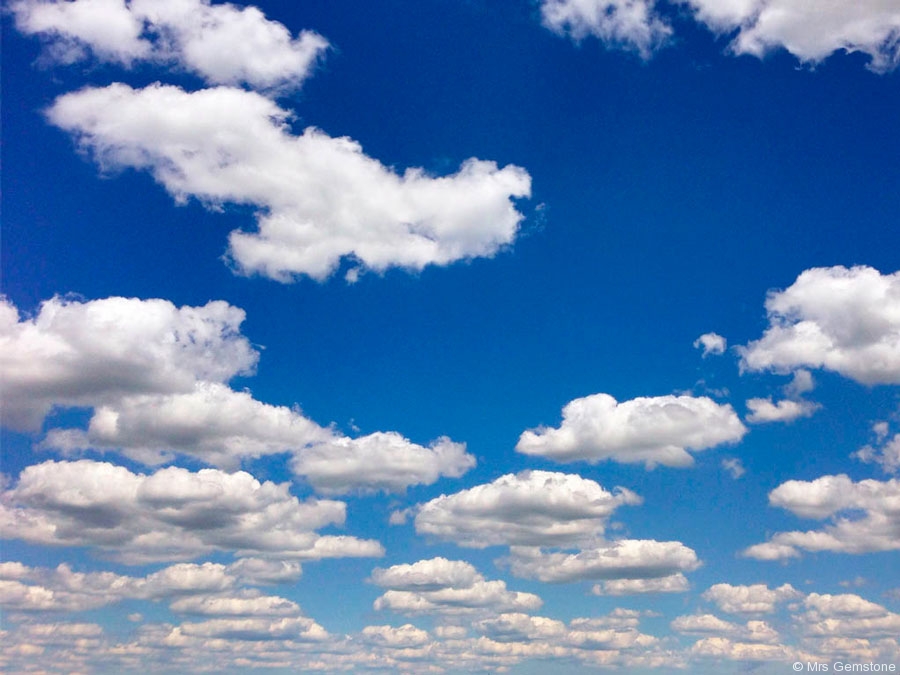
[742,474,900,560]
[414,470,642,548]
[702,583,801,614]
[739,266,900,385]
[3,295,474,491]
[371,558,542,616]
[505,540,701,583]
[47,83,531,282]
[516,393,746,468]
[0,459,384,564]
[11,0,328,90]
[0,295,256,431]
[540,0,900,72]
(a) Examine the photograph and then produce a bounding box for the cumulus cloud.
[414,470,641,548]
[853,423,900,474]
[702,583,801,614]
[745,397,820,424]
[799,593,900,639]
[515,393,746,468]
[371,558,542,616]
[739,266,900,385]
[505,540,701,583]
[47,83,531,282]
[0,459,383,563]
[694,332,727,357]
[683,0,900,73]
[592,573,690,595]
[290,433,475,495]
[540,0,900,72]
[11,0,328,90]
[3,295,473,491]
[721,458,746,479]
[540,0,672,58]
[742,474,900,560]
[0,295,256,432]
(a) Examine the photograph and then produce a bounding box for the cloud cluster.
[743,474,900,559]
[371,557,542,616]
[48,83,531,282]
[0,295,256,432]
[2,295,474,492]
[516,393,746,467]
[540,0,900,71]
[854,422,900,474]
[702,583,801,614]
[11,0,328,90]
[739,266,900,385]
[0,459,383,563]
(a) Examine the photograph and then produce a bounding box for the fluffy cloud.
[505,540,701,583]
[694,332,727,357]
[739,266,900,385]
[290,433,475,495]
[516,393,746,468]
[0,295,256,431]
[371,558,542,616]
[0,460,383,563]
[540,0,672,58]
[742,474,900,559]
[702,583,801,614]
[592,573,690,596]
[745,397,820,424]
[414,470,641,548]
[540,0,900,72]
[854,425,900,474]
[47,83,531,282]
[683,0,900,72]
[41,382,333,469]
[11,0,328,90]
[799,593,900,639]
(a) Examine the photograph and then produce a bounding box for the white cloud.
[592,573,690,595]
[414,470,641,548]
[721,457,746,479]
[702,583,800,614]
[745,397,820,424]
[785,369,815,396]
[683,0,900,73]
[739,266,900,385]
[40,382,333,469]
[854,430,900,474]
[168,591,300,617]
[799,593,900,639]
[361,624,431,648]
[47,83,531,282]
[742,474,900,559]
[689,636,797,661]
[694,332,727,357]
[11,0,328,90]
[0,459,383,563]
[516,393,746,468]
[506,540,701,583]
[371,558,542,616]
[290,433,475,495]
[0,295,256,432]
[475,613,567,642]
[177,616,329,641]
[540,0,672,58]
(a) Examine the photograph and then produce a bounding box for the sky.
[1,0,899,673]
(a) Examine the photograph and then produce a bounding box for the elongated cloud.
[739,266,900,385]
[745,397,819,424]
[516,393,746,468]
[540,0,900,72]
[371,558,542,616]
[0,295,256,431]
[0,460,384,563]
[743,474,900,560]
[11,0,328,90]
[47,83,531,282]
[414,470,642,548]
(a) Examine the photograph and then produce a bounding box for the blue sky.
[1,0,900,672]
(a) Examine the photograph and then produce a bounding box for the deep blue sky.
[2,1,900,673]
